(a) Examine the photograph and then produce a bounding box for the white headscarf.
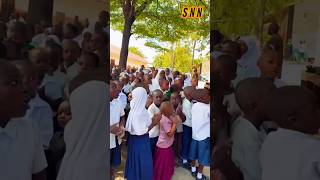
[125,87,151,135]
[57,81,108,180]
[233,36,261,85]
[239,36,261,75]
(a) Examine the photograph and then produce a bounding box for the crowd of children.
[110,65,211,180]
[0,11,109,180]
[211,27,320,180]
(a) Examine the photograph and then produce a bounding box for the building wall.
[292,0,320,63]
[14,0,107,24]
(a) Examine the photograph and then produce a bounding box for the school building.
[1,0,107,25]
[110,44,148,68]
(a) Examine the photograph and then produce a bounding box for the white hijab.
[233,36,261,86]
[57,81,108,180]
[125,87,151,135]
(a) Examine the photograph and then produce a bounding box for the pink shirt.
[156,115,174,148]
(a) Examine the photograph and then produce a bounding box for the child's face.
[159,70,166,79]
[191,78,198,87]
[31,53,50,77]
[63,44,79,65]
[47,48,62,72]
[20,66,39,99]
[110,84,119,100]
[0,67,28,119]
[153,92,163,106]
[215,61,237,88]
[170,93,180,107]
[144,75,151,84]
[79,55,96,73]
[160,81,169,91]
[90,33,103,51]
[57,108,71,128]
[258,55,280,79]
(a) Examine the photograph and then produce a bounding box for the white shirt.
[32,33,47,47]
[117,91,127,111]
[148,103,160,138]
[223,93,242,120]
[182,98,192,127]
[152,78,160,90]
[123,83,131,94]
[40,70,67,101]
[274,79,287,88]
[110,99,125,149]
[0,118,47,180]
[25,95,54,149]
[191,102,210,141]
[261,128,320,180]
[231,116,265,180]
[65,62,80,82]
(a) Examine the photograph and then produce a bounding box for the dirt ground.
[114,145,210,180]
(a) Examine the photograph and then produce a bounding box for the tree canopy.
[129,46,145,58]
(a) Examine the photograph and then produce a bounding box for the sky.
[110,29,210,64]
[110,29,157,63]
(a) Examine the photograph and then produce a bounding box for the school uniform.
[189,102,210,166]
[125,87,153,180]
[231,116,266,180]
[25,94,54,149]
[0,118,47,180]
[182,98,193,160]
[148,103,160,157]
[64,62,80,82]
[40,70,67,101]
[153,115,175,180]
[152,78,160,90]
[261,128,320,180]
[274,78,287,88]
[223,93,242,120]
[110,99,125,167]
[123,83,132,95]
[117,91,127,111]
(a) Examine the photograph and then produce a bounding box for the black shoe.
[181,162,191,171]
[195,175,208,180]
[191,171,197,177]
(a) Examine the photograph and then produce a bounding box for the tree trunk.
[28,0,54,25]
[192,40,197,68]
[119,20,134,69]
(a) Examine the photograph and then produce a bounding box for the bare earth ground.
[114,145,210,180]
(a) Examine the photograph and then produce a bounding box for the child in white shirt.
[261,86,320,180]
[231,78,275,180]
[0,60,47,180]
[190,89,210,180]
[12,60,54,149]
[110,81,125,179]
[148,89,163,157]
[61,39,80,82]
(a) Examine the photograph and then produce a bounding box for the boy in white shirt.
[114,80,127,111]
[0,60,47,180]
[148,89,163,157]
[12,60,54,149]
[231,78,275,180]
[181,86,195,168]
[261,86,320,180]
[110,81,125,179]
[61,39,80,82]
[190,89,210,180]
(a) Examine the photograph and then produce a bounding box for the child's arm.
[148,113,161,132]
[119,116,125,128]
[32,170,46,180]
[167,115,181,137]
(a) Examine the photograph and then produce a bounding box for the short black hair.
[81,51,100,67]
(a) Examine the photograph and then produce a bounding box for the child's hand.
[110,124,122,135]
[172,115,182,125]
[128,93,132,101]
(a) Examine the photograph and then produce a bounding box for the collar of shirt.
[29,94,49,108]
[0,119,17,139]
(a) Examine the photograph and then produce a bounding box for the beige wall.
[13,0,107,24]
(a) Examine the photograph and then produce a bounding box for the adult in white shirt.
[148,89,163,156]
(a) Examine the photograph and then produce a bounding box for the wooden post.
[28,0,54,25]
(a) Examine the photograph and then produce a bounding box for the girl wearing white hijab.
[233,36,261,86]
[125,87,160,180]
[57,72,108,180]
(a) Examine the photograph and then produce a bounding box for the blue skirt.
[125,134,153,180]
[110,137,121,167]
